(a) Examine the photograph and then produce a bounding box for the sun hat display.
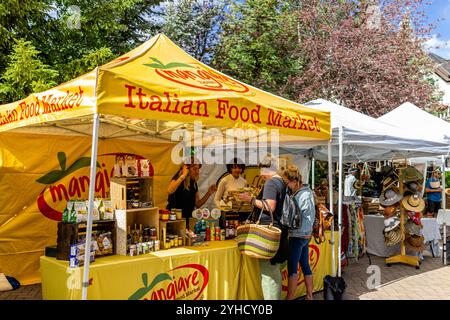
[383,205,398,219]
[382,177,398,191]
[379,188,403,207]
[381,165,397,178]
[405,234,425,252]
[402,193,425,212]
[384,229,402,247]
[384,216,401,232]
[399,167,423,183]
[406,211,421,225]
[405,220,421,236]
[405,182,420,193]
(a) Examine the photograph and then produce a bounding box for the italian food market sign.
[98,57,329,139]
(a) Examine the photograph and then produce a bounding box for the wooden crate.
[115,207,159,255]
[160,219,186,249]
[56,220,116,260]
[110,177,153,210]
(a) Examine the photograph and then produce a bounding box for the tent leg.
[327,142,335,277]
[311,156,315,189]
[81,113,100,300]
[442,155,447,266]
[338,126,344,277]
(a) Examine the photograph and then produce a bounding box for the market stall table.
[41,234,337,300]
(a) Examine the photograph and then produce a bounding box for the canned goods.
[173,236,178,247]
[220,229,225,241]
[169,213,177,221]
[154,240,160,251]
[165,239,171,249]
[178,238,183,246]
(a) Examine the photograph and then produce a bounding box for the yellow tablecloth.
[41,233,337,300]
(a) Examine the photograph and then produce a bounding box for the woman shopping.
[281,165,316,300]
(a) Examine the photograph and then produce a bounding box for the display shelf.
[110,177,153,210]
[385,164,421,269]
[160,219,186,249]
[115,207,159,255]
[56,220,116,261]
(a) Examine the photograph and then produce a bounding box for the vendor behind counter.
[166,161,216,221]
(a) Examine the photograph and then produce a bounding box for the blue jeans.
[288,237,312,277]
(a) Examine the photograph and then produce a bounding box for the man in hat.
[344,168,358,197]
[425,169,442,217]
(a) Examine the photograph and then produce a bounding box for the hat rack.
[385,163,420,269]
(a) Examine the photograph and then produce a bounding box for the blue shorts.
[288,237,312,277]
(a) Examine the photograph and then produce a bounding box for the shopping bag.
[236,199,281,259]
[323,275,346,300]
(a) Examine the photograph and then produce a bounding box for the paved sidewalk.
[1,251,449,300]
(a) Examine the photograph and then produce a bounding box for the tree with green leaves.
[0,39,58,102]
[0,0,162,104]
[212,0,300,94]
[150,0,227,63]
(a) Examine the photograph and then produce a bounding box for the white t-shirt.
[344,174,357,197]
[214,174,248,207]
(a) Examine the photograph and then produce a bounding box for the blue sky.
[424,0,450,59]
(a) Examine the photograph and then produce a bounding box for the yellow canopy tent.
[0,34,331,299]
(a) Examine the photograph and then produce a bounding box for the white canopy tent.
[284,99,450,275]
[378,102,450,263]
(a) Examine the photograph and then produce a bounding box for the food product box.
[125,155,138,177]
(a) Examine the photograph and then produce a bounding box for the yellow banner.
[97,34,330,140]
[40,238,337,300]
[0,71,96,132]
[0,132,177,284]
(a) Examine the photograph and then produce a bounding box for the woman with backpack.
[281,165,316,300]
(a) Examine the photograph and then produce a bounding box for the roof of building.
[429,53,450,82]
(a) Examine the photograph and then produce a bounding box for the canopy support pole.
[442,155,447,265]
[338,126,343,277]
[81,113,100,300]
[311,156,315,189]
[328,142,335,276]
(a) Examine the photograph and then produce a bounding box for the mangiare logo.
[281,244,321,291]
[144,57,250,93]
[35,152,154,221]
[128,264,209,300]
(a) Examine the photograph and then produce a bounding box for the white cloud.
[425,34,450,59]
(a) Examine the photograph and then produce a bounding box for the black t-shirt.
[257,176,288,265]
[166,172,198,219]
[260,176,286,227]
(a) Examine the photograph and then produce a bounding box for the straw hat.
[405,234,425,252]
[384,216,401,232]
[379,189,403,207]
[402,193,425,212]
[405,220,421,236]
[383,205,398,219]
[399,167,423,183]
[384,229,402,247]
